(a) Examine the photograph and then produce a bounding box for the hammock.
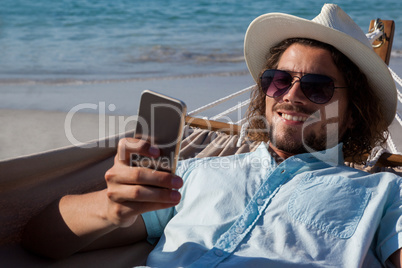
[0,19,401,267]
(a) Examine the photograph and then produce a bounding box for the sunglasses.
[260,69,347,104]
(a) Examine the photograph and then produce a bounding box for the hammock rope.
[387,132,400,154]
[187,85,254,116]
[396,112,402,128]
[210,99,250,121]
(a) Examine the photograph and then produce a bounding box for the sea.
[1,0,402,84]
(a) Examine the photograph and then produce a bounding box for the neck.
[268,143,295,161]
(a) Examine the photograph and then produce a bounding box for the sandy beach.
[1,57,402,161]
[0,74,255,160]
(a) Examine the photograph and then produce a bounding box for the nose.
[282,76,308,104]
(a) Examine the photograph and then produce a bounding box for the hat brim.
[244,13,397,126]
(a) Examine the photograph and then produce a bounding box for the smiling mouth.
[279,112,308,122]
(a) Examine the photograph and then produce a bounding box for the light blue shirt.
[142,143,402,267]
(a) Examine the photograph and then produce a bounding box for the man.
[23,4,401,267]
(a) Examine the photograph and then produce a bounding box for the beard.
[267,103,349,155]
[269,122,328,154]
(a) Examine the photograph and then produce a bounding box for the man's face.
[265,43,353,154]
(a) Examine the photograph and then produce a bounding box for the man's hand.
[22,137,183,259]
[104,138,183,228]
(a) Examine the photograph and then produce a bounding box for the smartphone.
[132,90,187,173]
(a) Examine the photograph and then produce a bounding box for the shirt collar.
[261,142,345,167]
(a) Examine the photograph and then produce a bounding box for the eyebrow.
[277,69,338,81]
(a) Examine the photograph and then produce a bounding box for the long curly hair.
[245,38,389,163]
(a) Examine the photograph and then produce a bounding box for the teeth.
[281,113,307,122]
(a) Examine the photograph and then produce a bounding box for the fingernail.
[171,191,181,202]
[171,176,183,188]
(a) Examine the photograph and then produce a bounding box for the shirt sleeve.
[376,174,402,263]
[142,207,175,244]
[141,159,193,244]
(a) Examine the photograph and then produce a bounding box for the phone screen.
[132,90,187,173]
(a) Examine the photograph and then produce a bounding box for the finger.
[133,169,183,189]
[107,184,181,204]
[116,138,160,164]
[105,166,183,189]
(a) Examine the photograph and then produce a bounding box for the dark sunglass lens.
[301,74,334,104]
[261,70,292,98]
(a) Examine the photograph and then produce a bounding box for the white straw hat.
[244,4,397,126]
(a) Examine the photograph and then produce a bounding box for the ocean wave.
[0,71,250,86]
[1,0,402,86]
[128,45,245,64]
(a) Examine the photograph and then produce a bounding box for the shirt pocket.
[288,174,371,239]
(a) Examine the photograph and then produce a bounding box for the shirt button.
[214,249,223,257]
[257,198,264,205]
[235,227,243,234]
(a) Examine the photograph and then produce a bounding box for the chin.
[271,128,329,155]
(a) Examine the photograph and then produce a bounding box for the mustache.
[272,103,316,116]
